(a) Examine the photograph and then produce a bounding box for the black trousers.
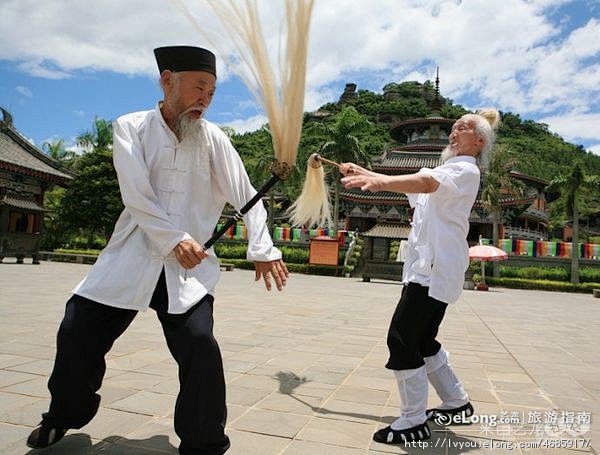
[43,271,230,454]
[385,282,448,371]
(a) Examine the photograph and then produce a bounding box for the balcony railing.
[505,226,548,240]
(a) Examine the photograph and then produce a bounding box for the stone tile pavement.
[1,261,599,454]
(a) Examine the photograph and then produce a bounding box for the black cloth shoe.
[426,401,474,425]
[26,423,66,449]
[373,422,431,444]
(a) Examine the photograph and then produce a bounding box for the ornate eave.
[340,188,409,205]
[0,194,48,212]
[362,223,411,239]
[374,151,441,170]
[1,115,74,186]
[509,170,549,189]
[390,117,454,143]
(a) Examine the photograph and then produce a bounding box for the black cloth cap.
[154,46,217,78]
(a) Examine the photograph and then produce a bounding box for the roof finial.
[429,66,443,116]
[1,107,13,126]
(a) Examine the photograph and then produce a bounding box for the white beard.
[177,112,203,146]
[441,145,458,163]
[176,111,211,177]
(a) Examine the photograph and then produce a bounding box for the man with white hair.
[341,109,500,445]
[27,46,288,454]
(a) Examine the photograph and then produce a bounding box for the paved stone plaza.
[1,261,599,454]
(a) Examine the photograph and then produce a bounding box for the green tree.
[547,163,600,283]
[42,139,76,167]
[311,106,372,231]
[41,186,68,250]
[481,144,523,276]
[76,117,113,152]
[58,149,123,248]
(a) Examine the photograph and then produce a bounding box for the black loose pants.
[43,271,230,454]
[385,282,448,371]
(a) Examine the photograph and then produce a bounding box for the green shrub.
[486,277,600,294]
[213,243,247,259]
[280,246,309,264]
[54,248,101,255]
[220,259,350,276]
[499,265,600,283]
[389,240,400,261]
[580,267,600,283]
[499,265,568,281]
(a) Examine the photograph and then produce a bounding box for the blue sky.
[1,0,599,155]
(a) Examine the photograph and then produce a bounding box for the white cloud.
[588,144,600,156]
[0,0,598,146]
[222,114,268,134]
[539,112,600,142]
[15,85,33,97]
[73,110,86,117]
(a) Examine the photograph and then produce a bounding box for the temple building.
[337,75,550,279]
[0,108,73,263]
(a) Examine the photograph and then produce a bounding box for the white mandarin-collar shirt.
[73,104,281,314]
[402,155,480,304]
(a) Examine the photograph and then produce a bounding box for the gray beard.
[177,114,202,145]
[441,145,457,163]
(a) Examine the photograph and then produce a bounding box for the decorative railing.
[504,226,548,241]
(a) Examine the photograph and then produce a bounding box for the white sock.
[390,366,428,430]
[424,348,468,409]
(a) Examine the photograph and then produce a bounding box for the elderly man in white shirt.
[27,46,288,454]
[341,109,500,445]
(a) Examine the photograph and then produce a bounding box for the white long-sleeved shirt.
[73,104,281,314]
[402,155,480,304]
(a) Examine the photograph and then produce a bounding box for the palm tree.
[481,144,523,276]
[42,139,75,166]
[76,117,113,152]
[311,106,371,232]
[547,163,600,283]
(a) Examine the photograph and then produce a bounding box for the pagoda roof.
[396,141,447,151]
[1,114,74,185]
[341,188,538,210]
[391,116,454,128]
[374,151,442,170]
[509,170,549,189]
[0,194,48,212]
[363,223,411,239]
[340,188,409,204]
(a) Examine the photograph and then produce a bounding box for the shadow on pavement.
[25,433,177,454]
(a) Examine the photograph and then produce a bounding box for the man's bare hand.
[173,239,208,269]
[254,259,289,291]
[339,162,376,177]
[341,171,390,192]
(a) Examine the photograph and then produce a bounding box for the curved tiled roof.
[340,188,409,204]
[1,122,73,184]
[363,223,411,239]
[341,188,540,212]
[0,194,48,212]
[374,151,442,170]
[391,117,454,128]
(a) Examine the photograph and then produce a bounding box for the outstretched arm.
[340,162,439,194]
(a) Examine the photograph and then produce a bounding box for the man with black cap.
[27,45,288,454]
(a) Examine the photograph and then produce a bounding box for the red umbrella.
[468,244,508,290]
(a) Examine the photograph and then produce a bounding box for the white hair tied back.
[461,108,501,169]
[476,108,501,131]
